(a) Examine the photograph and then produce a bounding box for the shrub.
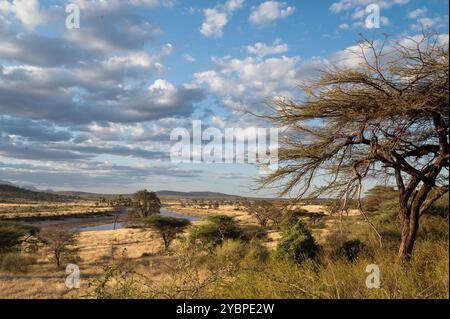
[336,239,366,262]
[189,215,241,250]
[275,212,319,263]
[0,221,38,252]
[0,252,36,273]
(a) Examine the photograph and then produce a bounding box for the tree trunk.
[398,214,420,259]
[398,189,426,259]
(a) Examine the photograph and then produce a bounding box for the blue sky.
[0,0,448,196]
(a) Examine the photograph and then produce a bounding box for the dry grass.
[0,202,446,299]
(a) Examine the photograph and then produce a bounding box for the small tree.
[190,215,241,249]
[245,200,280,228]
[143,215,191,252]
[38,228,78,268]
[131,190,161,218]
[275,212,319,263]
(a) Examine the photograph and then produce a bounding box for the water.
[160,209,200,222]
[77,222,127,232]
[77,209,200,232]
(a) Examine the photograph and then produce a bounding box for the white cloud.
[200,0,245,38]
[414,16,448,29]
[212,116,225,129]
[330,0,410,14]
[200,9,229,38]
[249,1,295,26]
[183,54,196,63]
[0,1,11,15]
[408,8,428,19]
[10,0,48,30]
[246,41,288,58]
[148,79,178,107]
[194,55,300,110]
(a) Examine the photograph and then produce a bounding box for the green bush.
[189,215,241,250]
[0,252,36,273]
[275,212,319,263]
[336,239,366,262]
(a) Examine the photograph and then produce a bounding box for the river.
[28,208,201,232]
[77,209,200,232]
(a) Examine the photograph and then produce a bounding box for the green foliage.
[244,200,282,228]
[240,225,268,242]
[426,195,449,218]
[336,239,366,262]
[0,252,36,273]
[364,186,398,212]
[189,215,241,250]
[0,221,38,252]
[143,215,191,252]
[275,212,319,263]
[109,195,132,208]
[131,190,161,218]
[209,241,449,299]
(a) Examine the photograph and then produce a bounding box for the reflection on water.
[77,209,200,232]
[160,209,200,222]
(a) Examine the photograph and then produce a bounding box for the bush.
[0,252,36,273]
[208,240,449,299]
[275,212,319,263]
[189,215,241,250]
[240,225,268,242]
[0,221,39,252]
[336,239,366,262]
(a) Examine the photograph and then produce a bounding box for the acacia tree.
[144,215,191,252]
[245,200,282,228]
[38,228,78,268]
[131,190,161,218]
[261,33,449,258]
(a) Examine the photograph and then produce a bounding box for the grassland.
[0,198,447,299]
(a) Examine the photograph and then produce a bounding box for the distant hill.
[51,190,244,200]
[0,180,15,186]
[156,190,242,199]
[0,185,71,203]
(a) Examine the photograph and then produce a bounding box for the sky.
[0,0,448,196]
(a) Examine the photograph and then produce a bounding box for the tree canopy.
[143,215,191,252]
[131,190,161,218]
[261,33,449,258]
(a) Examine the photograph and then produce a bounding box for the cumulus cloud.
[10,0,48,30]
[249,1,295,26]
[408,7,428,19]
[329,0,407,29]
[406,8,448,31]
[194,54,300,113]
[200,0,245,37]
[329,0,410,14]
[246,40,288,58]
